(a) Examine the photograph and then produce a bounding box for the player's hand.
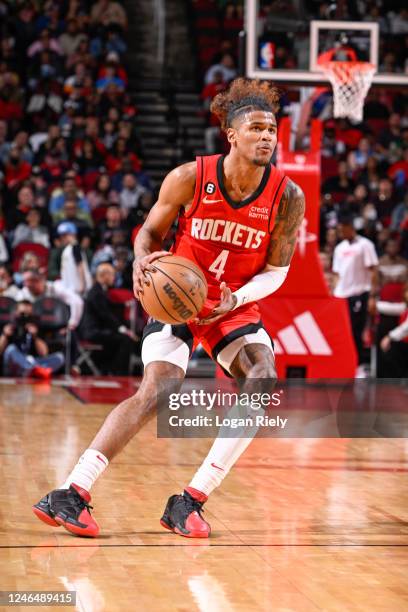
[133,251,171,299]
[195,282,237,326]
[380,335,391,352]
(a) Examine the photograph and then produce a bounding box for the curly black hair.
[210,78,280,130]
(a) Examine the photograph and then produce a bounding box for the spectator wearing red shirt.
[4,146,31,191]
[73,117,107,160]
[105,138,141,175]
[97,52,128,87]
[388,148,408,184]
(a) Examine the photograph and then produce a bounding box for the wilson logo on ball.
[162,283,193,320]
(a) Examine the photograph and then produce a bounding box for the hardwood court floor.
[0,378,407,611]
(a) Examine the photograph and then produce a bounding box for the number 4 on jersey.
[208,249,229,281]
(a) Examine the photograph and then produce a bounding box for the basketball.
[139,255,208,325]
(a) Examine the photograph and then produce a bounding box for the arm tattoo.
[267,180,305,267]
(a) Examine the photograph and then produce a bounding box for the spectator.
[87,173,119,209]
[373,178,398,223]
[105,32,127,57]
[332,214,379,373]
[101,120,117,151]
[27,28,63,59]
[4,185,35,230]
[18,270,83,332]
[359,157,380,193]
[90,0,128,32]
[65,37,94,72]
[63,61,90,96]
[12,208,50,249]
[0,71,24,123]
[53,199,93,233]
[97,205,127,246]
[119,173,146,217]
[112,246,132,289]
[205,53,237,85]
[10,131,33,164]
[3,145,31,191]
[96,65,125,92]
[347,137,373,173]
[105,138,141,175]
[49,176,91,217]
[73,138,104,177]
[57,222,92,296]
[322,160,355,196]
[0,264,19,299]
[59,19,87,56]
[80,262,137,375]
[13,251,43,288]
[389,9,408,35]
[0,299,64,379]
[378,113,402,153]
[29,165,49,209]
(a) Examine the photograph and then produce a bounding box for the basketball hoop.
[318,49,375,123]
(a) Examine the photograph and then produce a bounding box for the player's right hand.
[133,251,171,299]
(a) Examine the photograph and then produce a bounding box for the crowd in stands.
[195,0,408,375]
[0,0,150,378]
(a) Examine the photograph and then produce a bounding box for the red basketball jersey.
[172,154,289,299]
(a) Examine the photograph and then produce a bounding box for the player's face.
[229,111,277,166]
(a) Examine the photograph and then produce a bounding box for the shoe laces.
[71,491,93,515]
[183,494,205,517]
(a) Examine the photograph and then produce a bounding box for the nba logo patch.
[204,182,216,195]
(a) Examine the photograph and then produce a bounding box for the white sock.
[60,449,109,492]
[188,436,255,496]
[189,403,259,497]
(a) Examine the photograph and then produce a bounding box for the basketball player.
[33,79,305,538]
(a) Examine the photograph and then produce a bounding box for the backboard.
[245,0,408,87]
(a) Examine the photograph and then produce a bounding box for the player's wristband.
[232,265,290,310]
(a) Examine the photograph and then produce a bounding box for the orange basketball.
[139,255,208,325]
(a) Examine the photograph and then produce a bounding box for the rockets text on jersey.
[172,154,288,300]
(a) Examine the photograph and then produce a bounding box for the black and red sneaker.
[160,490,211,538]
[33,484,99,538]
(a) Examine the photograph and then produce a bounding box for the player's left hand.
[194,282,237,326]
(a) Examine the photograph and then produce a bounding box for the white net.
[320,61,376,122]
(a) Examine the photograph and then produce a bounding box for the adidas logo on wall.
[273,311,332,356]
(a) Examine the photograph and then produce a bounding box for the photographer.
[0,300,64,379]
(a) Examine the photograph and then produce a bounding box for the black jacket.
[81,282,122,339]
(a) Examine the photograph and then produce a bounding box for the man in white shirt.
[332,215,379,367]
[57,222,92,296]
